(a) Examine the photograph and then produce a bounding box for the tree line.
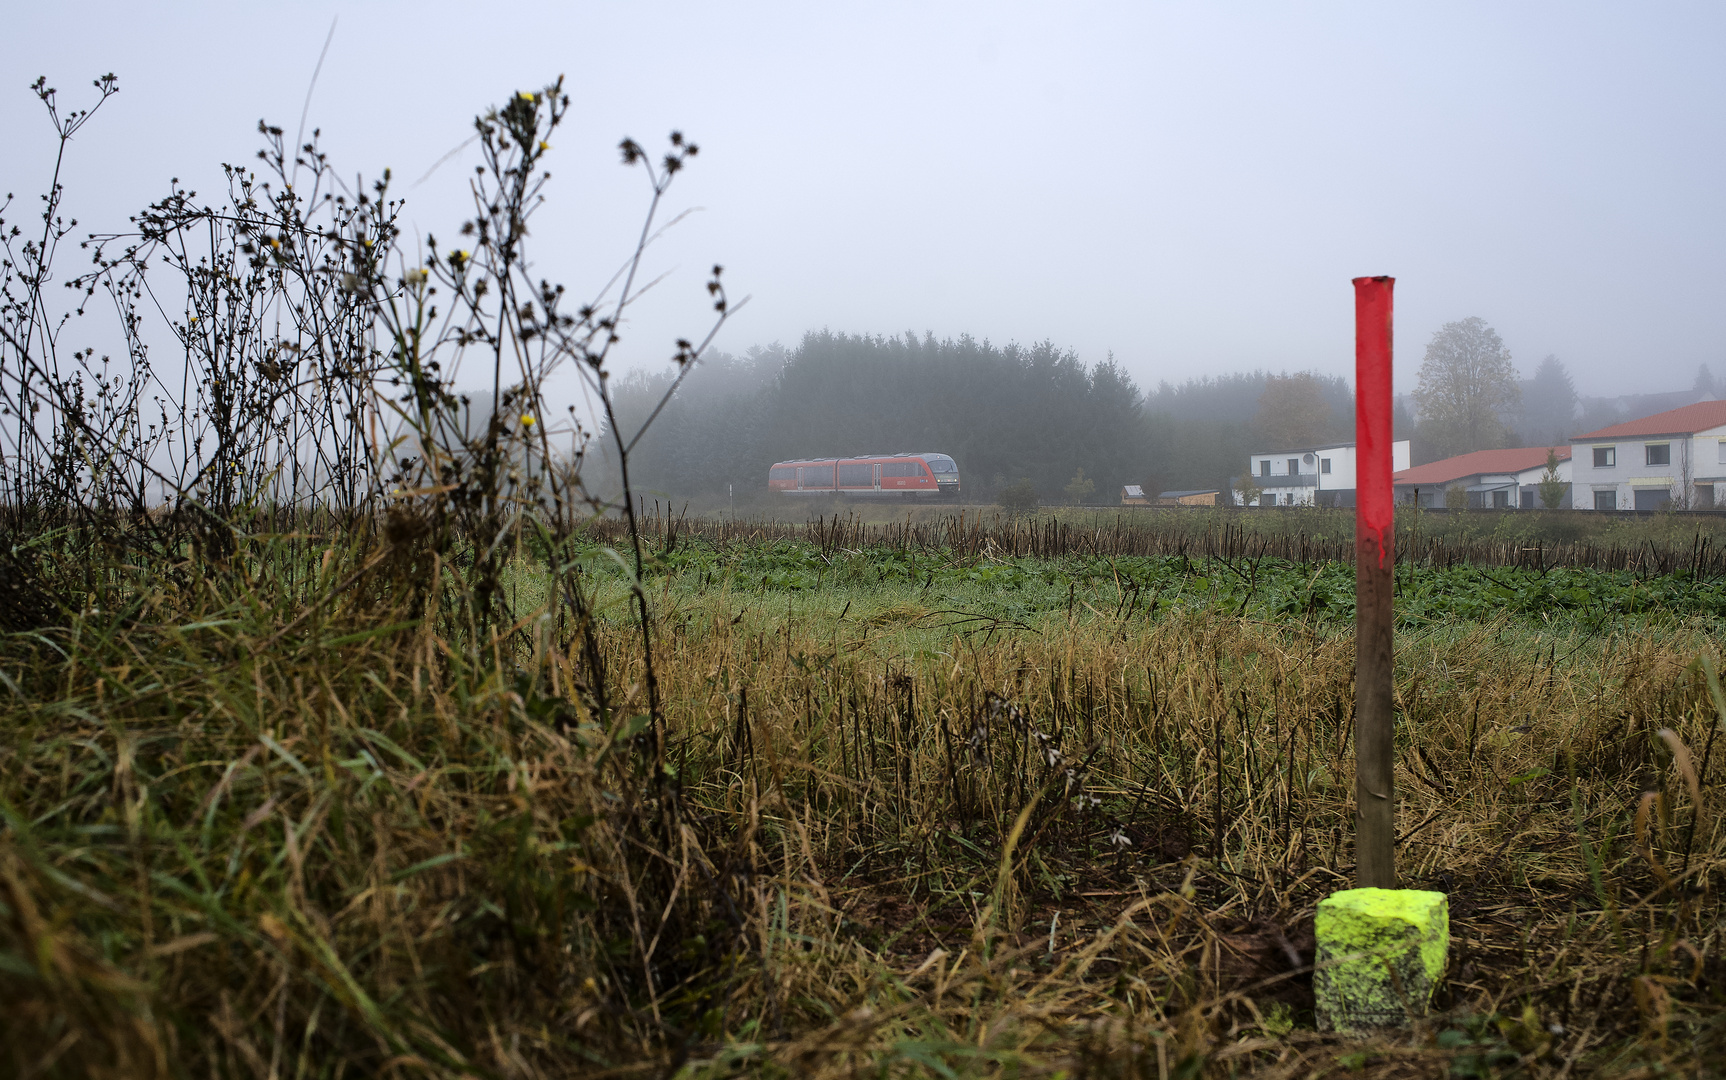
[597,320,1705,508]
[600,331,1145,504]
[599,331,1358,505]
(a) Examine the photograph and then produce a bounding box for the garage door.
[1633,488,1670,511]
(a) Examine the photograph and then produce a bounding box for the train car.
[768,452,960,499]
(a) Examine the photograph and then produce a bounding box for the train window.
[769,467,795,482]
[881,462,920,478]
[924,455,957,473]
[798,465,834,487]
[838,462,874,486]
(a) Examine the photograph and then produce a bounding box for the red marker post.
[1353,276,1396,889]
[1320,299,1449,1033]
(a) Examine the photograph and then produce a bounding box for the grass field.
[4,517,1726,1078]
[659,498,1726,553]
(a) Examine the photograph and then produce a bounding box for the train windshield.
[925,455,957,474]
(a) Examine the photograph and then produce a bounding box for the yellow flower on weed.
[519,414,536,428]
[538,141,551,151]
[518,91,535,102]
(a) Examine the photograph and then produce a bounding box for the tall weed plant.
[1,72,742,1077]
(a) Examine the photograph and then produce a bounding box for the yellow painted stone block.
[1315,888,1448,1032]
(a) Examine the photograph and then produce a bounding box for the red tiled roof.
[1572,400,1726,440]
[1393,446,1570,486]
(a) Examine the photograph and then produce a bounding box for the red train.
[768,452,960,499]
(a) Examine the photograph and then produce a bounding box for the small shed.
[1159,489,1219,507]
[1121,485,1149,505]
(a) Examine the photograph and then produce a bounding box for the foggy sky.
[7,1,1724,408]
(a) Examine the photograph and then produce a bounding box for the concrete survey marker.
[1315,888,1449,1032]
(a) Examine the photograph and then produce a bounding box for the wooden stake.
[1353,275,1396,889]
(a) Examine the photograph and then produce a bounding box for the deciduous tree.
[1413,317,1520,460]
[1064,467,1095,505]
[1253,372,1338,451]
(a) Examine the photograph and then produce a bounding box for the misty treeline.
[598,332,1141,504]
[603,315,1712,508]
[1404,316,1716,464]
[597,331,1357,505]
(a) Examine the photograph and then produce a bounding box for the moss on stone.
[1314,888,1449,1032]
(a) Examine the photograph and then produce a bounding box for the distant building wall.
[1158,490,1218,506]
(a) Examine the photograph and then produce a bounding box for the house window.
[1263,494,1277,506]
[1320,458,1331,474]
[1594,490,1616,511]
[1698,484,1716,509]
[1287,458,1300,474]
[1520,489,1534,509]
[1592,446,1616,468]
[1646,443,1670,467]
[1492,489,1510,509]
[1718,440,1726,465]
[1259,460,1271,477]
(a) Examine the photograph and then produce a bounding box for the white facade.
[1244,441,1411,508]
[1509,457,1572,509]
[1571,426,1726,510]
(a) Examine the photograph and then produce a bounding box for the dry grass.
[3,534,1725,1079]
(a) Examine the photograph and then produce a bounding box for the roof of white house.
[1394,446,1570,486]
[1251,442,1357,455]
[1574,400,1726,440]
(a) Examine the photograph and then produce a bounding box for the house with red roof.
[1393,446,1571,509]
[1568,400,1726,510]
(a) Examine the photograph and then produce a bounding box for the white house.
[1569,400,1726,510]
[1393,447,1571,509]
[1243,441,1410,507]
